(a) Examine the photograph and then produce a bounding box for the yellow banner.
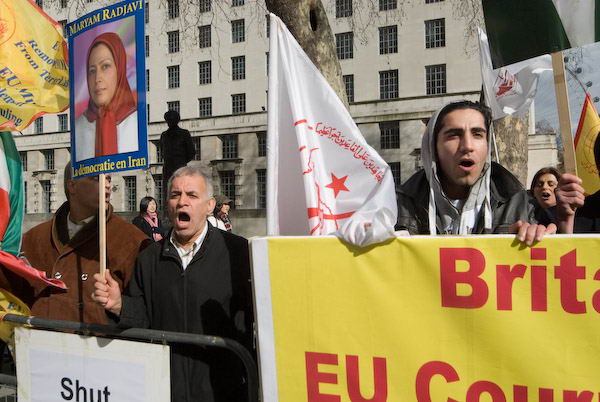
[252,235,600,401]
[0,0,69,131]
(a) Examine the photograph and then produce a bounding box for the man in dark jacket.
[574,134,600,232]
[93,166,254,402]
[9,164,149,324]
[395,101,583,243]
[160,111,195,209]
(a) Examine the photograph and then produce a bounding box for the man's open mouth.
[177,212,191,222]
[459,160,475,168]
[541,192,551,200]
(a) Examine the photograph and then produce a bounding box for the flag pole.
[551,51,578,175]
[99,173,106,277]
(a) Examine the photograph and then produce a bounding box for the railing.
[0,313,259,402]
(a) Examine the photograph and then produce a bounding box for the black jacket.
[574,190,600,233]
[160,126,195,179]
[131,215,165,240]
[396,162,536,234]
[119,225,254,402]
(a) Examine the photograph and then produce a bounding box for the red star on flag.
[325,173,350,198]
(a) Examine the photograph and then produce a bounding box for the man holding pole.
[395,101,584,241]
[92,165,254,401]
[1,163,150,324]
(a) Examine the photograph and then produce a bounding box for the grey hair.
[167,165,214,200]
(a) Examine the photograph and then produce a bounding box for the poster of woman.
[68,0,147,178]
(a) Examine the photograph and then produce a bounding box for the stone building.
[17,0,503,237]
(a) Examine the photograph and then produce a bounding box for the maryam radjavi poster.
[67,0,147,178]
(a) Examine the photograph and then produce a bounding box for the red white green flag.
[0,131,23,256]
[0,131,66,289]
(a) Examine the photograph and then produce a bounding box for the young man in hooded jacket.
[395,100,584,244]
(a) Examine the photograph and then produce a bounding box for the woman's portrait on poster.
[75,29,138,162]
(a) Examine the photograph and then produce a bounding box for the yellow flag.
[0,0,69,131]
[0,288,30,354]
[575,94,600,195]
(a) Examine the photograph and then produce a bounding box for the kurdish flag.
[574,94,600,195]
[483,0,600,68]
[0,132,65,289]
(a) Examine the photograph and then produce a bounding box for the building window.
[425,0,444,3]
[145,1,149,23]
[60,0,67,8]
[58,114,68,131]
[152,140,163,163]
[389,162,401,187]
[257,132,266,157]
[335,32,353,60]
[167,65,180,88]
[124,176,137,212]
[425,18,445,48]
[145,35,149,57]
[231,93,246,115]
[232,0,244,6]
[219,171,236,207]
[335,0,352,17]
[379,69,398,99]
[266,52,269,75]
[343,74,354,103]
[167,30,179,53]
[34,117,43,134]
[199,25,211,48]
[35,0,42,8]
[147,104,150,121]
[192,137,201,160]
[231,19,245,43]
[231,56,246,80]
[379,0,397,10]
[198,97,212,117]
[145,69,150,92]
[222,135,238,159]
[167,0,179,19]
[256,169,266,209]
[19,152,27,171]
[198,61,211,85]
[153,174,163,211]
[379,25,398,54]
[167,101,180,114]
[40,180,51,213]
[42,149,54,170]
[199,0,211,13]
[426,64,447,95]
[380,121,400,149]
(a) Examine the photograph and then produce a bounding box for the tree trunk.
[492,114,529,186]
[265,0,349,107]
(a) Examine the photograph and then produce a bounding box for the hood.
[421,104,492,234]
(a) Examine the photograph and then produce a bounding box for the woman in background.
[207,195,232,231]
[529,166,561,226]
[132,196,164,241]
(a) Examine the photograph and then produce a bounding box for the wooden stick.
[99,173,106,278]
[551,51,578,175]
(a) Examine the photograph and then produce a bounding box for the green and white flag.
[483,0,600,68]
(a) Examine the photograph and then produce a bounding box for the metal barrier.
[0,313,259,402]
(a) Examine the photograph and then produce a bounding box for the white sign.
[15,327,170,402]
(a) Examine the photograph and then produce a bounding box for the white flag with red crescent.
[266,14,397,247]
